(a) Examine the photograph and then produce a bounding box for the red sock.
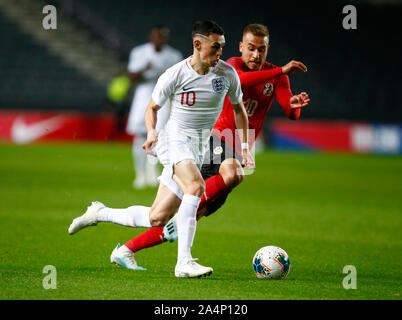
[198,174,230,211]
[124,227,166,252]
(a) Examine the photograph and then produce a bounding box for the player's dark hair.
[192,21,224,38]
[243,23,269,39]
[150,25,170,37]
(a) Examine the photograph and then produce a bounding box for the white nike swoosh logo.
[11,115,64,144]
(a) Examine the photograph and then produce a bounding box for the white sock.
[133,135,146,180]
[145,157,160,184]
[97,206,152,228]
[176,194,201,262]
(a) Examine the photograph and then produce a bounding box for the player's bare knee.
[148,213,161,226]
[149,210,171,227]
[185,179,205,197]
[192,179,206,197]
[149,215,169,227]
[225,173,243,188]
[220,162,244,188]
[232,170,244,186]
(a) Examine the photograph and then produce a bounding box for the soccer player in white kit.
[126,26,182,188]
[68,21,255,278]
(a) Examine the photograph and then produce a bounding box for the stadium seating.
[1,0,399,122]
[60,0,400,122]
[0,8,107,111]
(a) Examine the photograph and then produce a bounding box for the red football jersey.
[213,56,300,153]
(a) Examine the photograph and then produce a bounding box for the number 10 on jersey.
[181,91,196,106]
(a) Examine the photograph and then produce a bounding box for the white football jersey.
[152,56,243,144]
[126,43,182,135]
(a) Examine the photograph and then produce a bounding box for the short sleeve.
[227,68,243,105]
[151,69,176,107]
[127,46,148,73]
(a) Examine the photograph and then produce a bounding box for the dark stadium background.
[0,0,399,140]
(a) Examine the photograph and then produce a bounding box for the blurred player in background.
[102,23,310,269]
[69,21,254,278]
[126,25,182,189]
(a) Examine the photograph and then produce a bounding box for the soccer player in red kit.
[110,24,310,269]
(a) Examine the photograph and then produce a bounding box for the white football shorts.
[154,122,207,199]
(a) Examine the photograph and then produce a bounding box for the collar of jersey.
[186,56,215,76]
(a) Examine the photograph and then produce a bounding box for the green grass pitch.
[0,142,401,300]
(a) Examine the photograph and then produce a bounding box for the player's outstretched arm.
[236,68,282,87]
[142,98,161,156]
[232,102,255,170]
[281,60,307,75]
[289,92,310,109]
[275,73,310,120]
[232,60,306,88]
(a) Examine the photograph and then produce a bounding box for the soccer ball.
[252,246,291,279]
